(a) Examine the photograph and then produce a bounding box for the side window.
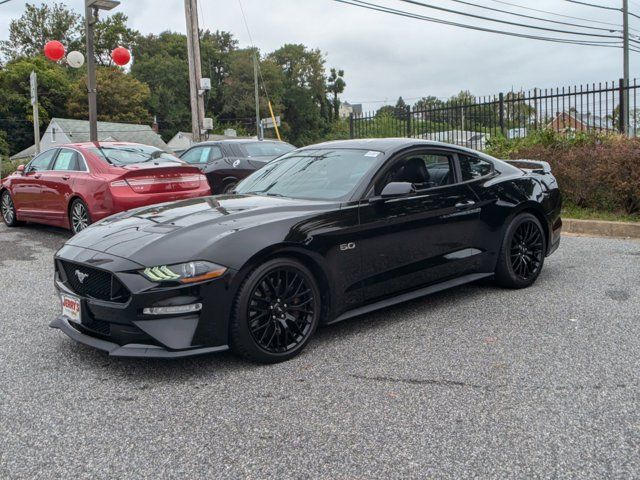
[459,155,493,181]
[210,146,223,161]
[381,152,454,192]
[28,149,57,172]
[52,149,79,171]
[181,147,210,165]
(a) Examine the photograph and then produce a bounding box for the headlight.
[142,261,227,284]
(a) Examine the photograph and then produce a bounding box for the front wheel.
[494,213,546,289]
[230,258,321,363]
[69,199,92,234]
[1,191,22,227]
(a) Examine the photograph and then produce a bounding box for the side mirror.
[380,182,415,198]
[17,164,25,174]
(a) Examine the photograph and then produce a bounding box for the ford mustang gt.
[50,139,562,363]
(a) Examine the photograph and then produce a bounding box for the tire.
[230,258,321,363]
[69,198,92,234]
[1,191,22,227]
[494,213,546,289]
[222,181,237,194]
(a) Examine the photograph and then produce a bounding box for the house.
[546,111,614,133]
[417,129,489,150]
[167,131,257,155]
[10,118,169,162]
[338,102,363,118]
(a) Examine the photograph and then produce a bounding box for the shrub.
[486,131,640,216]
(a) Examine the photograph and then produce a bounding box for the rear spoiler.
[503,159,551,174]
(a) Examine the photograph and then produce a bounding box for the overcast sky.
[1,0,638,111]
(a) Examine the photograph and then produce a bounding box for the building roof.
[53,118,168,150]
[9,144,37,161]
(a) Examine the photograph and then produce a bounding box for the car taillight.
[111,174,203,193]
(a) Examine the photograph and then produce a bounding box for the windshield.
[241,142,295,157]
[89,145,181,165]
[235,148,383,201]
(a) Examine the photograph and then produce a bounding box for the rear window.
[241,142,295,157]
[459,155,493,181]
[89,145,181,165]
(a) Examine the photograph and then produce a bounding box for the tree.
[0,3,82,63]
[66,67,150,124]
[326,68,346,121]
[375,105,396,117]
[413,96,444,111]
[0,55,72,154]
[269,44,328,146]
[93,13,139,66]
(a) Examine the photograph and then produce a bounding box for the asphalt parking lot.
[0,223,638,479]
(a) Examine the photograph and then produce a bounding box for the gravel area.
[0,223,638,479]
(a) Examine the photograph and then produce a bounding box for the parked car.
[50,139,562,363]
[179,139,295,193]
[0,142,211,234]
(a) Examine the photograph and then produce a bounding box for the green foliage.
[0,55,72,154]
[67,67,151,123]
[0,2,82,63]
[326,68,346,121]
[93,13,139,66]
[487,130,640,216]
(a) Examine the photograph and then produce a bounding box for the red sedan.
[0,142,211,233]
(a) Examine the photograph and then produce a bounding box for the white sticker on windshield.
[364,151,380,157]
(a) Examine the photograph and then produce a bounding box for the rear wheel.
[222,181,237,194]
[230,258,321,363]
[69,199,91,234]
[1,191,22,227]
[494,213,546,289]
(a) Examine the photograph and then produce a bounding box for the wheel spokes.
[248,268,315,353]
[510,220,544,280]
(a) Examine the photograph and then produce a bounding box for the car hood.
[65,194,333,266]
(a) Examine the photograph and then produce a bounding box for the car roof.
[51,141,162,150]
[300,138,482,154]
[193,139,289,146]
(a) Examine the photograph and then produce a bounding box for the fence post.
[618,78,626,135]
[406,105,411,138]
[498,92,506,137]
[349,112,354,139]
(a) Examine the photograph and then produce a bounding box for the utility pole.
[184,0,205,143]
[84,0,119,142]
[30,71,40,155]
[253,52,262,140]
[623,0,630,136]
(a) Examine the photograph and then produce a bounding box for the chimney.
[152,115,159,133]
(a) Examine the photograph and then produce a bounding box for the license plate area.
[61,294,81,323]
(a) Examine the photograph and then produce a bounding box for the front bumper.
[51,245,236,358]
[50,316,228,358]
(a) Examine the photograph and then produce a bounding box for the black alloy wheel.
[222,182,237,194]
[230,258,321,363]
[1,191,21,227]
[510,220,544,280]
[70,199,91,234]
[495,213,546,288]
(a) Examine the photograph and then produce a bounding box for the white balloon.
[66,50,85,68]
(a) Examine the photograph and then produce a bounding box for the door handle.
[62,175,70,180]
[34,173,41,179]
[455,200,476,209]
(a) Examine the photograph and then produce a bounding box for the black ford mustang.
[51,139,562,363]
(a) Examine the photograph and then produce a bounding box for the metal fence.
[349,78,640,150]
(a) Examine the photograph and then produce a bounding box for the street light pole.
[84,0,120,142]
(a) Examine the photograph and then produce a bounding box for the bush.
[486,131,640,216]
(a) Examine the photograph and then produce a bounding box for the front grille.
[59,261,130,303]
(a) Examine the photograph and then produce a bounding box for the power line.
[445,0,621,33]
[0,0,14,5]
[237,0,272,104]
[563,0,620,11]
[486,0,635,31]
[396,0,622,38]
[335,0,624,48]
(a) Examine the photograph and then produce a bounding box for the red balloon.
[111,46,131,66]
[44,40,65,61]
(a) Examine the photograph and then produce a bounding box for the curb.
[563,218,640,239]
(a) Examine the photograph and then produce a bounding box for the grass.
[562,204,639,223]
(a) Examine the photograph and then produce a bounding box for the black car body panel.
[179,139,295,193]
[51,139,561,357]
